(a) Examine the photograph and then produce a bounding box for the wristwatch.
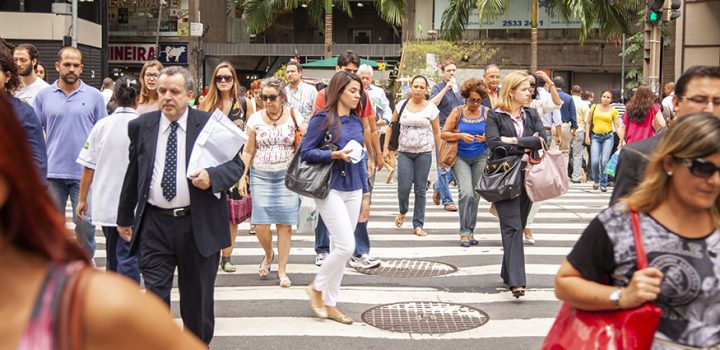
[511,137,518,144]
[609,288,623,309]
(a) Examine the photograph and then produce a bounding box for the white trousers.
[313,189,362,306]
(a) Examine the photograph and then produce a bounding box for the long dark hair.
[0,97,88,262]
[114,75,141,108]
[625,85,656,123]
[322,71,363,138]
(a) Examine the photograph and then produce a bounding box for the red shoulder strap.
[630,210,649,269]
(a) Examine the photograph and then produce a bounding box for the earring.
[667,171,673,176]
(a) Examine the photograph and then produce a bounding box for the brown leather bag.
[439,107,463,168]
[289,108,304,149]
[58,263,93,350]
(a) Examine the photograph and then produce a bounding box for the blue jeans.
[48,179,96,256]
[398,151,432,228]
[591,133,614,187]
[452,152,488,236]
[434,161,455,206]
[314,154,371,257]
[102,226,140,284]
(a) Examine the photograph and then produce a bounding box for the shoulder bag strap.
[630,210,649,269]
[289,107,300,130]
[58,264,93,350]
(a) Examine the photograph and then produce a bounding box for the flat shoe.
[511,287,526,299]
[460,240,471,248]
[414,228,427,237]
[279,276,292,288]
[394,213,405,228]
[524,236,536,245]
[444,204,458,212]
[433,190,441,206]
[305,285,327,319]
[469,237,479,245]
[327,310,353,325]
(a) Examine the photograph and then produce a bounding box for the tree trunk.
[530,0,538,72]
[324,8,333,58]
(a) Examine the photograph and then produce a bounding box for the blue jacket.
[557,88,578,129]
[300,112,367,193]
[9,96,47,180]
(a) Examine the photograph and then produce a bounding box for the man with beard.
[33,46,107,257]
[13,44,49,106]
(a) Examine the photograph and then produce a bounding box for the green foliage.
[620,10,672,92]
[274,64,289,84]
[400,41,497,82]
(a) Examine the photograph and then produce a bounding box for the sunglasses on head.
[673,157,720,179]
[215,75,233,83]
[259,94,279,102]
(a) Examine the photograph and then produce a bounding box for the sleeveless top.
[457,107,488,159]
[17,261,85,350]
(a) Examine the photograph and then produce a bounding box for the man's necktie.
[161,122,178,201]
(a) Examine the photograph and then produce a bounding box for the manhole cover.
[362,301,489,334]
[354,259,457,277]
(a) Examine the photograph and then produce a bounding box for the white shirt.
[148,108,191,208]
[536,87,562,128]
[14,77,50,108]
[284,82,318,122]
[102,89,114,106]
[76,107,138,226]
[571,95,589,131]
[395,100,440,153]
[662,94,675,116]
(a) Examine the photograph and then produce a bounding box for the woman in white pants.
[299,71,369,324]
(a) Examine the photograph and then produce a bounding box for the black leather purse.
[285,130,337,199]
[387,99,409,151]
[475,147,524,202]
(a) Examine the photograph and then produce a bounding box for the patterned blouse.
[246,109,303,171]
[395,99,440,153]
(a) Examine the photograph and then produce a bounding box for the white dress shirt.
[285,82,318,122]
[148,108,191,208]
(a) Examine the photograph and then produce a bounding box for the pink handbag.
[524,138,569,202]
[228,195,252,225]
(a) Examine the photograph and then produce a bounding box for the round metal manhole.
[362,301,489,334]
[354,259,457,277]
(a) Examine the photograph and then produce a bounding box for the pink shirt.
[623,104,660,145]
[497,107,525,137]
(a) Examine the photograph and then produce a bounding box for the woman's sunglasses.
[673,157,720,179]
[215,75,234,83]
[259,94,279,102]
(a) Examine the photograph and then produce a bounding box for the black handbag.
[285,130,337,199]
[475,147,524,202]
[388,99,409,151]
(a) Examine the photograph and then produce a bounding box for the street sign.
[190,22,204,37]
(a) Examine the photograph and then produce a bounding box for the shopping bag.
[605,150,621,177]
[297,196,318,234]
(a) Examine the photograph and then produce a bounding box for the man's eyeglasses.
[467,98,482,104]
[679,95,720,107]
[215,75,234,83]
[259,94,279,102]
[673,157,720,179]
[144,73,159,79]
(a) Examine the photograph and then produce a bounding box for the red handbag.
[228,195,252,225]
[541,210,663,350]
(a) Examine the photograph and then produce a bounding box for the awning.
[302,57,393,68]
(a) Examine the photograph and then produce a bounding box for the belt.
[592,131,613,137]
[654,339,720,350]
[544,127,552,131]
[150,205,191,217]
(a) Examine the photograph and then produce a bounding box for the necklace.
[267,110,283,126]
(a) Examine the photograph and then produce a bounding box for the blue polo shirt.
[33,80,107,180]
[430,81,464,127]
[557,88,578,129]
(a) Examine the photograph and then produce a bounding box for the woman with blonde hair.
[136,60,163,114]
[200,61,254,273]
[555,113,720,349]
[239,77,303,287]
[485,71,546,298]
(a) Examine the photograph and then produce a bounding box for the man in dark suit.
[609,65,720,205]
[117,66,244,344]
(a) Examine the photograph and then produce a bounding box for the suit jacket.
[609,133,661,205]
[117,108,245,257]
[485,107,546,157]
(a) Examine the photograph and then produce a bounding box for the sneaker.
[348,254,382,269]
[600,186,608,192]
[315,252,328,267]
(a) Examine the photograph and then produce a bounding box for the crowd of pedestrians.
[1,39,719,349]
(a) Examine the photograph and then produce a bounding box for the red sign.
[109,44,157,64]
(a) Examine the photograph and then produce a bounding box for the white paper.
[342,139,366,164]
[187,109,248,197]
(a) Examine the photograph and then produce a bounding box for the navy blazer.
[117,108,245,257]
[485,107,546,157]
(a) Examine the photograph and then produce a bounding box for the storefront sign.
[433,0,582,30]
[109,43,188,65]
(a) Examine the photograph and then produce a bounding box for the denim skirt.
[249,168,300,225]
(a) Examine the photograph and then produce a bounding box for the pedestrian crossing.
[66,175,612,349]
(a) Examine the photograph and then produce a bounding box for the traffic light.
[663,0,681,22]
[647,0,664,23]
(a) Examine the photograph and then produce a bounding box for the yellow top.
[590,105,619,134]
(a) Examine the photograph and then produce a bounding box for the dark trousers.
[102,226,140,284]
[139,207,219,344]
[494,184,532,288]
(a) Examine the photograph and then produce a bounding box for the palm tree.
[241,0,406,58]
[440,0,641,71]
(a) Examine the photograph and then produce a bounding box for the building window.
[354,30,371,44]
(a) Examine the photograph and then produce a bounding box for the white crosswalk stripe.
[67,178,612,347]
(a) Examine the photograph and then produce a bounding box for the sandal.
[394,213,405,228]
[327,309,353,325]
[279,276,292,288]
[258,252,274,278]
[511,287,526,299]
[220,256,237,273]
[460,240,471,248]
[414,227,427,237]
[249,224,256,235]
